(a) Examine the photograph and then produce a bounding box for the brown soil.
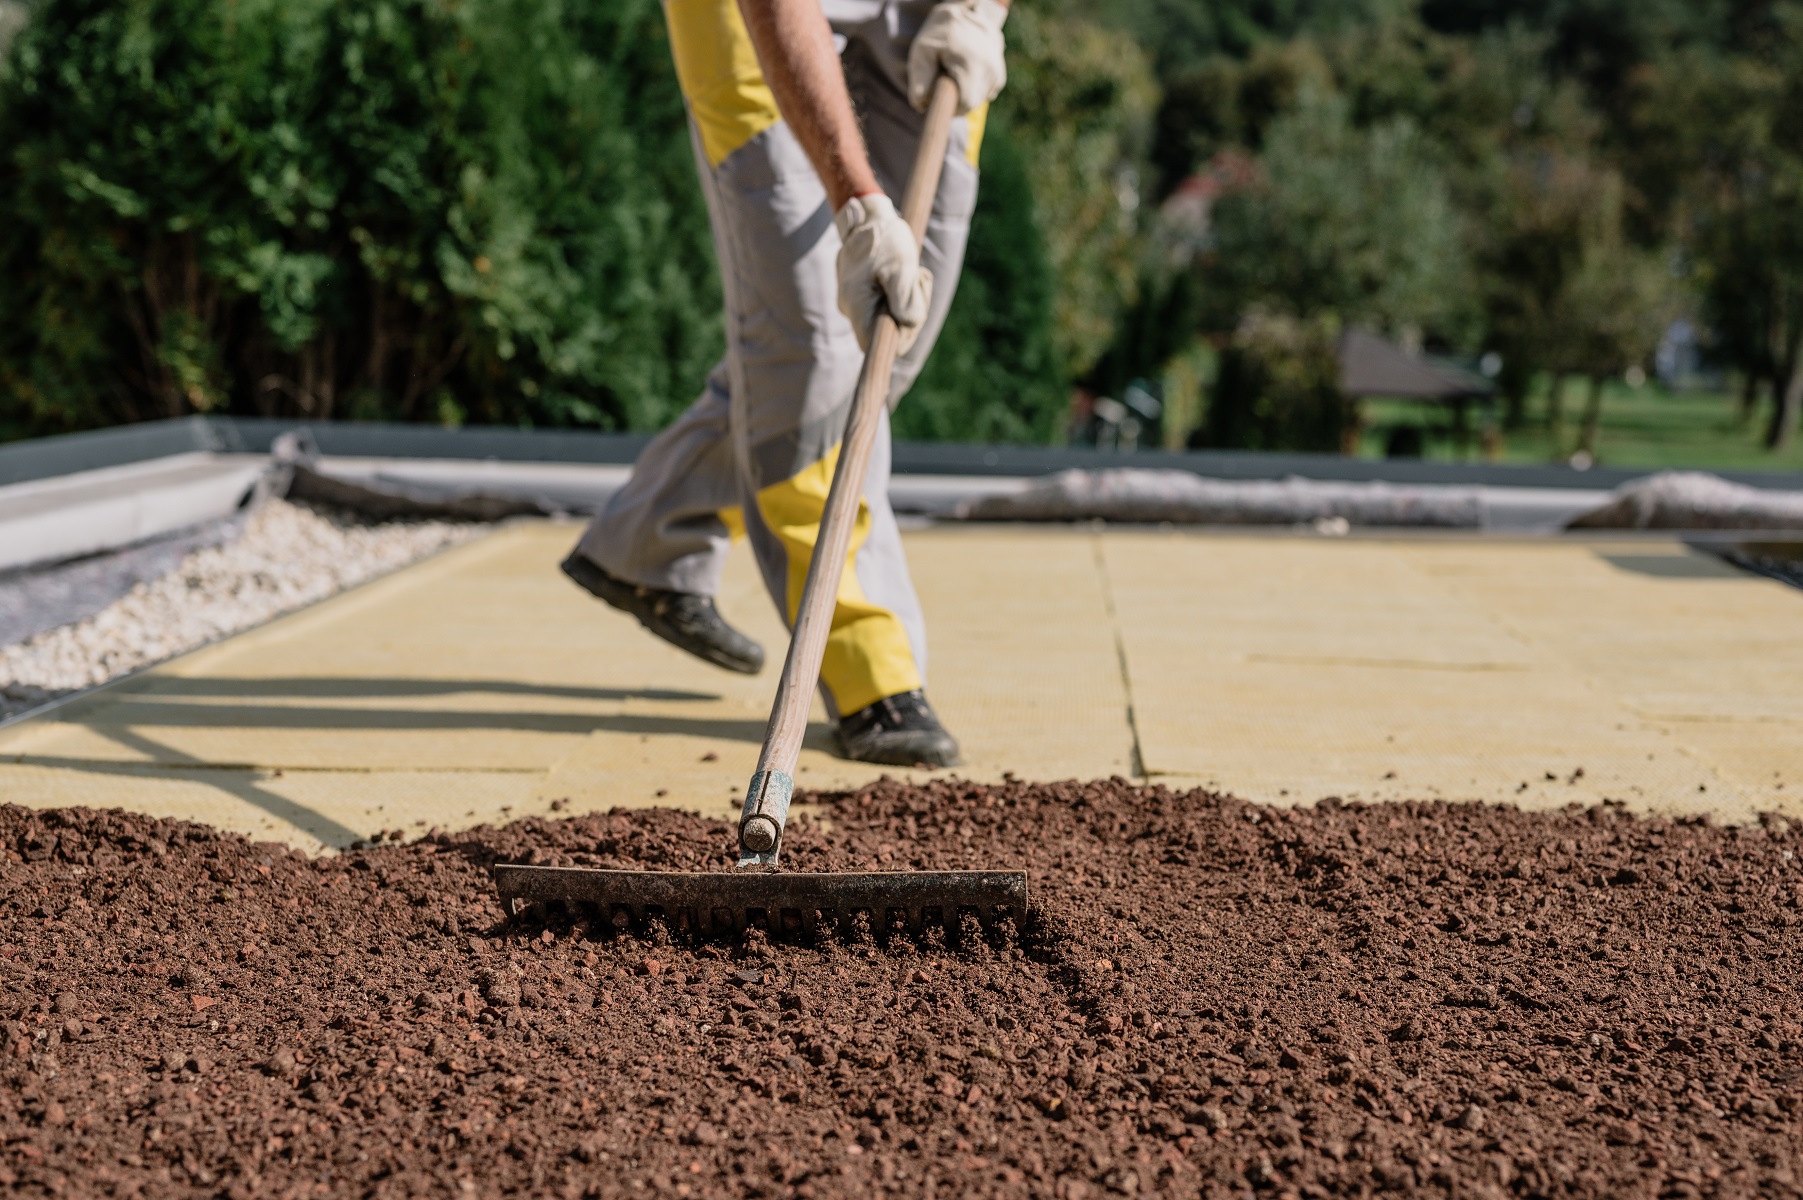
[2,781,1801,1199]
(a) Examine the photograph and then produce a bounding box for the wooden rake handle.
[737,76,961,866]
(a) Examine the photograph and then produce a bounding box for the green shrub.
[1202,86,1468,339]
[1000,7,1158,383]
[0,0,1082,446]
[898,123,1063,444]
[1197,312,1349,452]
[0,0,719,437]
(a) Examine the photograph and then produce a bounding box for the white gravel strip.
[0,500,485,721]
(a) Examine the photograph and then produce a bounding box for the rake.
[494,76,1028,938]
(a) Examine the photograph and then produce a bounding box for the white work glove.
[835,192,934,353]
[907,0,1008,116]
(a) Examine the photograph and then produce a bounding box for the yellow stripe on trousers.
[718,505,746,541]
[663,0,988,168]
[964,100,988,166]
[754,445,923,716]
[664,0,782,167]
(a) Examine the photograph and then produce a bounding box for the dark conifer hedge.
[0,0,730,436]
[0,0,1064,444]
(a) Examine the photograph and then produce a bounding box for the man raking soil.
[558,0,1010,770]
[505,2,1025,929]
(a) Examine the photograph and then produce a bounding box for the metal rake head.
[493,864,1027,939]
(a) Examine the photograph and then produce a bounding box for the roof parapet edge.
[4,416,1803,493]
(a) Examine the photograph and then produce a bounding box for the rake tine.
[498,868,1027,944]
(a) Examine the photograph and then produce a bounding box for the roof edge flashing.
[4,415,1802,493]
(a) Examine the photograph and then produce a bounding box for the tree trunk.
[1545,373,1567,449]
[1768,354,1803,451]
[1738,370,1764,425]
[1338,396,1364,457]
[1577,375,1606,455]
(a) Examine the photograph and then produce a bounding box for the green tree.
[1551,212,1675,457]
[1421,0,1734,106]
[1149,39,1333,198]
[1202,86,1468,339]
[897,124,1062,443]
[1484,160,1671,458]
[1667,16,1803,449]
[1479,154,1610,433]
[1197,311,1347,451]
[997,6,1159,384]
[1097,0,1410,76]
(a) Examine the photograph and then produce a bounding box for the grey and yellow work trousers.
[573,0,985,718]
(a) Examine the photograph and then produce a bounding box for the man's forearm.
[738,0,879,211]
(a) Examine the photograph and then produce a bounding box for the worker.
[560,0,1008,767]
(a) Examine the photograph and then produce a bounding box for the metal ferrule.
[737,769,794,866]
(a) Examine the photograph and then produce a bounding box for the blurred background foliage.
[4,0,1803,462]
[0,0,720,439]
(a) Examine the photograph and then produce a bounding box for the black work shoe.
[836,689,961,767]
[560,553,765,675]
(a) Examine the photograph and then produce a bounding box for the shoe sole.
[561,556,762,676]
[655,621,763,676]
[561,558,636,612]
[834,734,963,769]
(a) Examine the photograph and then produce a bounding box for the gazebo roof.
[1339,329,1494,400]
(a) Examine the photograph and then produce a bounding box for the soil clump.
[1,780,1799,1198]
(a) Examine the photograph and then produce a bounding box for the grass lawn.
[1355,379,1803,474]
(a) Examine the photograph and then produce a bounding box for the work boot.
[560,553,764,675]
[836,689,961,768]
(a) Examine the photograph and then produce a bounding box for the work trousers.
[572,0,985,718]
